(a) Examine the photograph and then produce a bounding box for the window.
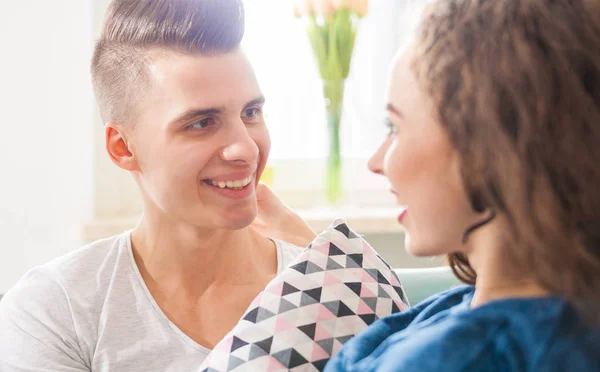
[241,0,414,207]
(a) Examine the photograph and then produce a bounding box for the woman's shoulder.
[529,303,600,371]
[326,295,505,372]
[416,294,600,370]
[328,292,600,371]
[411,284,474,312]
[324,286,476,371]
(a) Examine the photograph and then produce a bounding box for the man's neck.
[130,215,278,299]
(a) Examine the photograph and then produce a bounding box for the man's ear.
[105,122,139,172]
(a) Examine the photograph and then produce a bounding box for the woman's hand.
[251,183,317,248]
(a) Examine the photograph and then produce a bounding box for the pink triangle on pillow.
[357,298,375,315]
[361,271,377,284]
[360,285,376,298]
[267,357,285,372]
[312,343,330,360]
[275,317,296,333]
[314,324,332,341]
[324,272,341,286]
[317,304,336,321]
[313,243,331,255]
[267,281,285,296]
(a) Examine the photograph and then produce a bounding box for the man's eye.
[244,107,262,119]
[186,118,214,130]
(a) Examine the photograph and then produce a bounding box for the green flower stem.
[323,79,345,204]
[303,10,359,205]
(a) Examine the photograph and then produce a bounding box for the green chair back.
[395,267,461,306]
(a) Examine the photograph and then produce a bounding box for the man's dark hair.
[91,0,245,125]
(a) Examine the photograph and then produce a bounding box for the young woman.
[252,0,600,370]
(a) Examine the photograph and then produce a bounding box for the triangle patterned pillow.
[199,219,409,372]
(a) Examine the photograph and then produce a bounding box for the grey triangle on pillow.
[345,257,362,269]
[326,258,344,270]
[322,301,340,316]
[254,336,273,354]
[334,223,360,239]
[348,254,364,267]
[300,292,320,306]
[365,268,380,281]
[282,282,300,296]
[272,348,309,369]
[313,359,330,370]
[304,287,323,302]
[344,282,362,296]
[328,243,345,256]
[336,335,354,345]
[362,297,378,312]
[298,323,317,339]
[337,301,356,317]
[359,314,378,325]
[227,356,245,371]
[256,307,276,323]
[231,336,248,352]
[317,338,335,356]
[290,261,309,274]
[278,298,297,314]
[305,261,325,274]
[378,285,391,299]
[248,344,269,361]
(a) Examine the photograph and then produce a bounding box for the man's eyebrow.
[169,107,223,126]
[386,103,403,118]
[169,96,266,126]
[244,96,266,109]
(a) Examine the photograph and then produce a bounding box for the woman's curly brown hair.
[411,0,600,319]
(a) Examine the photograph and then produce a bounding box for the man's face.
[127,48,270,231]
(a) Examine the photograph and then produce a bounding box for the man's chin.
[216,208,257,231]
[223,217,255,231]
[181,201,257,231]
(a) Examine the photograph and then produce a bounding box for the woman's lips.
[398,209,408,223]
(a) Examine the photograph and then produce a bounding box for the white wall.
[0,0,95,293]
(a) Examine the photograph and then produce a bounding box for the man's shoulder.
[45,232,128,279]
[277,239,305,254]
[2,231,130,312]
[0,232,133,368]
[274,239,305,270]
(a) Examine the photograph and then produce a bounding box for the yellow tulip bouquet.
[294,0,368,204]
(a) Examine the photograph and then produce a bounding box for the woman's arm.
[251,183,317,247]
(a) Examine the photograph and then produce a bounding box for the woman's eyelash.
[385,119,397,135]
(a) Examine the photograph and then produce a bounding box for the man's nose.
[220,120,259,165]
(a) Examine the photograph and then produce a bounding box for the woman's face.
[368,49,480,256]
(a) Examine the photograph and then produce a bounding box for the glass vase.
[323,79,346,205]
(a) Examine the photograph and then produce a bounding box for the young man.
[0,0,306,370]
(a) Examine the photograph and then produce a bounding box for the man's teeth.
[208,174,254,190]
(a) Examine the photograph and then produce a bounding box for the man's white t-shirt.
[0,231,303,371]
